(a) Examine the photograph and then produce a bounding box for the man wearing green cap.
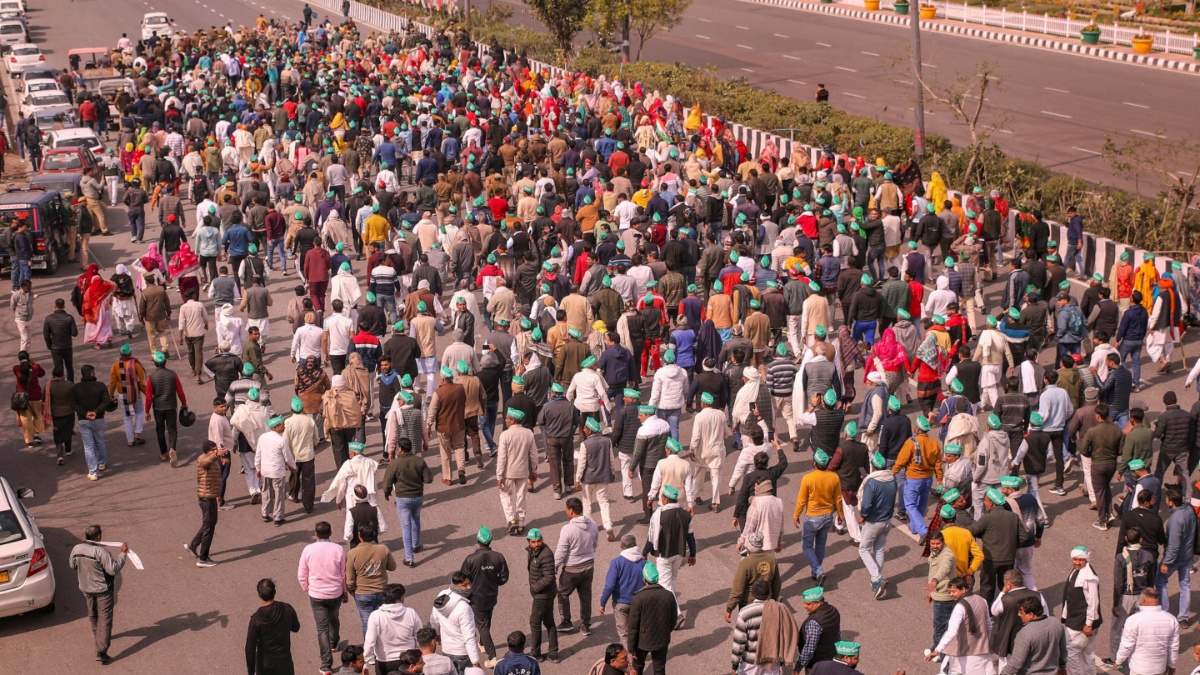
[110,342,148,448]
[1109,249,1135,317]
[459,526,510,668]
[631,404,672,522]
[284,396,319,514]
[794,447,842,588]
[646,481,696,631]
[892,414,944,537]
[146,348,188,466]
[797,586,841,671]
[496,407,537,535]
[427,364,469,486]
[523,526,560,661]
[973,413,1013,521]
[576,417,616,539]
[969,486,1029,604]
[811,641,862,675]
[254,414,296,526]
[977,311,1016,409]
[229,384,268,504]
[627,558,678,675]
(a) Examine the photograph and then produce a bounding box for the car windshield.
[32,93,68,106]
[56,137,94,149]
[13,46,36,56]
[34,114,72,128]
[0,510,26,546]
[0,24,23,34]
[41,154,82,170]
[146,16,167,24]
[26,82,55,93]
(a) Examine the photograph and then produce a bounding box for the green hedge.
[363,0,1200,251]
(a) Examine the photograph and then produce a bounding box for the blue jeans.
[377,293,397,324]
[852,320,877,345]
[657,408,681,440]
[866,245,886,281]
[1056,341,1080,364]
[268,237,287,272]
[10,258,29,291]
[128,210,145,241]
[79,418,107,475]
[1157,560,1191,619]
[801,513,833,577]
[1119,339,1143,386]
[885,458,907,513]
[353,592,383,636]
[395,496,423,562]
[932,599,955,649]
[1109,409,1130,430]
[858,520,891,584]
[1065,242,1085,276]
[717,327,732,342]
[903,475,933,536]
[481,402,498,451]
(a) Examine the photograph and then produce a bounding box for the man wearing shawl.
[1146,273,1181,373]
[1132,253,1159,312]
[108,343,146,447]
[110,264,139,337]
[730,580,797,675]
[1060,546,1102,675]
[230,386,269,504]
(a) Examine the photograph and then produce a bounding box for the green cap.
[604,276,613,288]
[399,391,414,404]
[440,366,455,379]
[456,360,469,375]
[336,242,345,253]
[823,389,838,407]
[809,280,821,292]
[861,273,872,286]
[624,387,641,399]
[551,383,565,395]
[932,314,946,325]
[268,415,286,427]
[1093,273,1104,283]
[950,379,963,394]
[749,299,761,309]
[291,396,304,413]
[568,327,582,340]
[1000,476,1024,489]
[401,374,413,387]
[506,407,526,421]
[1058,280,1071,291]
[120,343,132,356]
[585,417,602,433]
[887,395,901,412]
[638,404,657,415]
[844,421,859,437]
[776,343,790,357]
[813,448,830,467]
[1128,459,1146,471]
[897,308,911,320]
[729,251,739,263]
[241,362,255,376]
[1007,307,1021,320]
[153,351,166,365]
[815,325,828,339]
[248,388,260,401]
[1120,251,1131,261]
[348,441,367,454]
[986,487,1006,505]
[740,272,751,283]
[526,527,542,540]
[394,321,406,332]
[945,444,963,456]
[366,291,376,304]
[581,355,598,368]
[944,256,955,268]
[714,280,724,292]
[916,416,930,431]
[417,301,428,312]
[835,642,861,657]
[987,315,998,328]
[908,241,917,250]
[988,413,1002,429]
[666,438,682,454]
[870,451,886,469]
[802,587,824,602]
[1030,411,1044,427]
[643,561,659,583]
[662,349,676,364]
[700,392,714,406]
[476,526,493,545]
[940,504,957,519]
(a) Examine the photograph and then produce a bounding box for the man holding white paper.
[69,525,128,665]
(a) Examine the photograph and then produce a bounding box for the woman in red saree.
[869,328,909,394]
[82,275,116,348]
[170,243,201,302]
[909,327,948,414]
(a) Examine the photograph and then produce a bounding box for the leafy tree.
[523,0,591,57]
[1103,133,1200,253]
[913,60,1009,194]
[589,0,693,60]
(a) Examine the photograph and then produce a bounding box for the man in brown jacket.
[322,374,363,468]
[555,327,591,386]
[427,366,468,485]
[138,277,172,355]
[454,360,487,470]
[186,440,228,567]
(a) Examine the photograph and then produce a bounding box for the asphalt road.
[492,0,1200,189]
[2,1,1200,674]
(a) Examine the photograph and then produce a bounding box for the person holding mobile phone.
[187,440,226,567]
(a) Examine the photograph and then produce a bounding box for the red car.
[38,147,97,174]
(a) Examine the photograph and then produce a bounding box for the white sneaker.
[87,473,99,481]
[483,658,499,669]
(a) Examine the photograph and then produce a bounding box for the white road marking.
[1132,129,1166,138]
[894,79,913,85]
[1072,147,1102,156]
[788,79,807,85]
[861,51,880,56]
[1044,87,1070,93]
[1041,110,1072,119]
[921,62,937,68]
[695,34,711,39]
[736,44,754,50]
[736,25,749,29]
[816,42,832,47]
[836,66,856,72]
[699,17,712,22]
[774,33,789,38]
[782,54,801,60]
[1123,101,1150,109]
[740,68,755,72]
[997,128,1012,134]
[844,92,866,99]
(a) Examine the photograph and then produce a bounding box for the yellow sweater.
[793,469,844,520]
[941,525,984,576]
[892,433,945,482]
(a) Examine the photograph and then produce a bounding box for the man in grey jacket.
[1156,486,1195,625]
[1000,596,1068,675]
[554,497,599,636]
[69,525,128,664]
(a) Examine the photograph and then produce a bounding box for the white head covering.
[331,375,347,387]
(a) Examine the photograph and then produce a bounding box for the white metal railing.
[752,0,1197,55]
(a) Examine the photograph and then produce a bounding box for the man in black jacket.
[382,320,420,383]
[44,297,79,381]
[525,528,558,662]
[627,561,677,675]
[72,365,112,480]
[460,526,510,668]
[245,578,300,675]
[1153,391,1193,499]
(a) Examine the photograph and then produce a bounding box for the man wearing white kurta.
[320,441,381,541]
[1061,546,1102,675]
[230,388,270,500]
[496,408,537,534]
[688,393,727,509]
[977,315,1014,409]
[254,415,296,523]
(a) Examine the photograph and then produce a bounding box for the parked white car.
[20,89,71,118]
[21,78,60,95]
[5,43,41,73]
[0,478,55,618]
[0,18,26,47]
[0,0,24,15]
[140,12,173,41]
[46,128,104,157]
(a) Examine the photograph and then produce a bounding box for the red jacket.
[303,247,331,283]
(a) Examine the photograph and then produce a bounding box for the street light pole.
[911,7,926,158]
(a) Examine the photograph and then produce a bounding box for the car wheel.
[43,246,57,274]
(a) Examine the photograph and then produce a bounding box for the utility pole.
[910,9,926,158]
[621,0,632,65]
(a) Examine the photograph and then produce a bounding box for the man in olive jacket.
[628,561,678,675]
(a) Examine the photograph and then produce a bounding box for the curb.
[740,0,1200,75]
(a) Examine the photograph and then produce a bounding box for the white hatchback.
[5,42,40,73]
[0,478,55,618]
[140,12,173,41]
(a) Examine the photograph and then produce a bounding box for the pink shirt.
[298,540,347,600]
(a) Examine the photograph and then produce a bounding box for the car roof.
[24,78,57,86]
[29,90,68,100]
[144,11,168,18]
[49,128,98,140]
[11,43,37,50]
[0,18,24,25]
[0,189,55,206]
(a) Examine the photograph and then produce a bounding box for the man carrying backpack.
[1056,292,1088,363]
[1105,529,1156,667]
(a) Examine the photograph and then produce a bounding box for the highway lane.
[493,0,1199,188]
[3,1,1200,673]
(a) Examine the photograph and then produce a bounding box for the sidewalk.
[739,0,1200,75]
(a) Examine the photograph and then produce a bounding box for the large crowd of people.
[14,5,1200,675]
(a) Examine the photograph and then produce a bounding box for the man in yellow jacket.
[893,415,944,536]
[794,448,843,588]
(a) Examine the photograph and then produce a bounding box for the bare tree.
[1103,133,1200,252]
[913,60,1009,194]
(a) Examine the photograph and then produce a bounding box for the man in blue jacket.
[1157,486,1195,624]
[493,631,540,675]
[597,333,636,411]
[599,533,645,649]
[858,448,897,600]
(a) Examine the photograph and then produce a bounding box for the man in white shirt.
[254,415,296,525]
[322,299,355,375]
[1115,587,1179,675]
[613,194,639,231]
[364,583,423,673]
[291,311,324,363]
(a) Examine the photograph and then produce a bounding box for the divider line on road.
[1122,101,1151,109]
[816,41,832,47]
[695,34,711,39]
[861,51,880,56]
[741,68,755,72]
[787,79,807,84]
[782,54,801,60]
[1131,129,1167,139]
[1041,110,1072,119]
[843,92,865,98]
[1072,147,1102,156]
[736,44,755,50]
[1044,86,1070,93]
[774,33,789,38]
[836,66,856,72]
